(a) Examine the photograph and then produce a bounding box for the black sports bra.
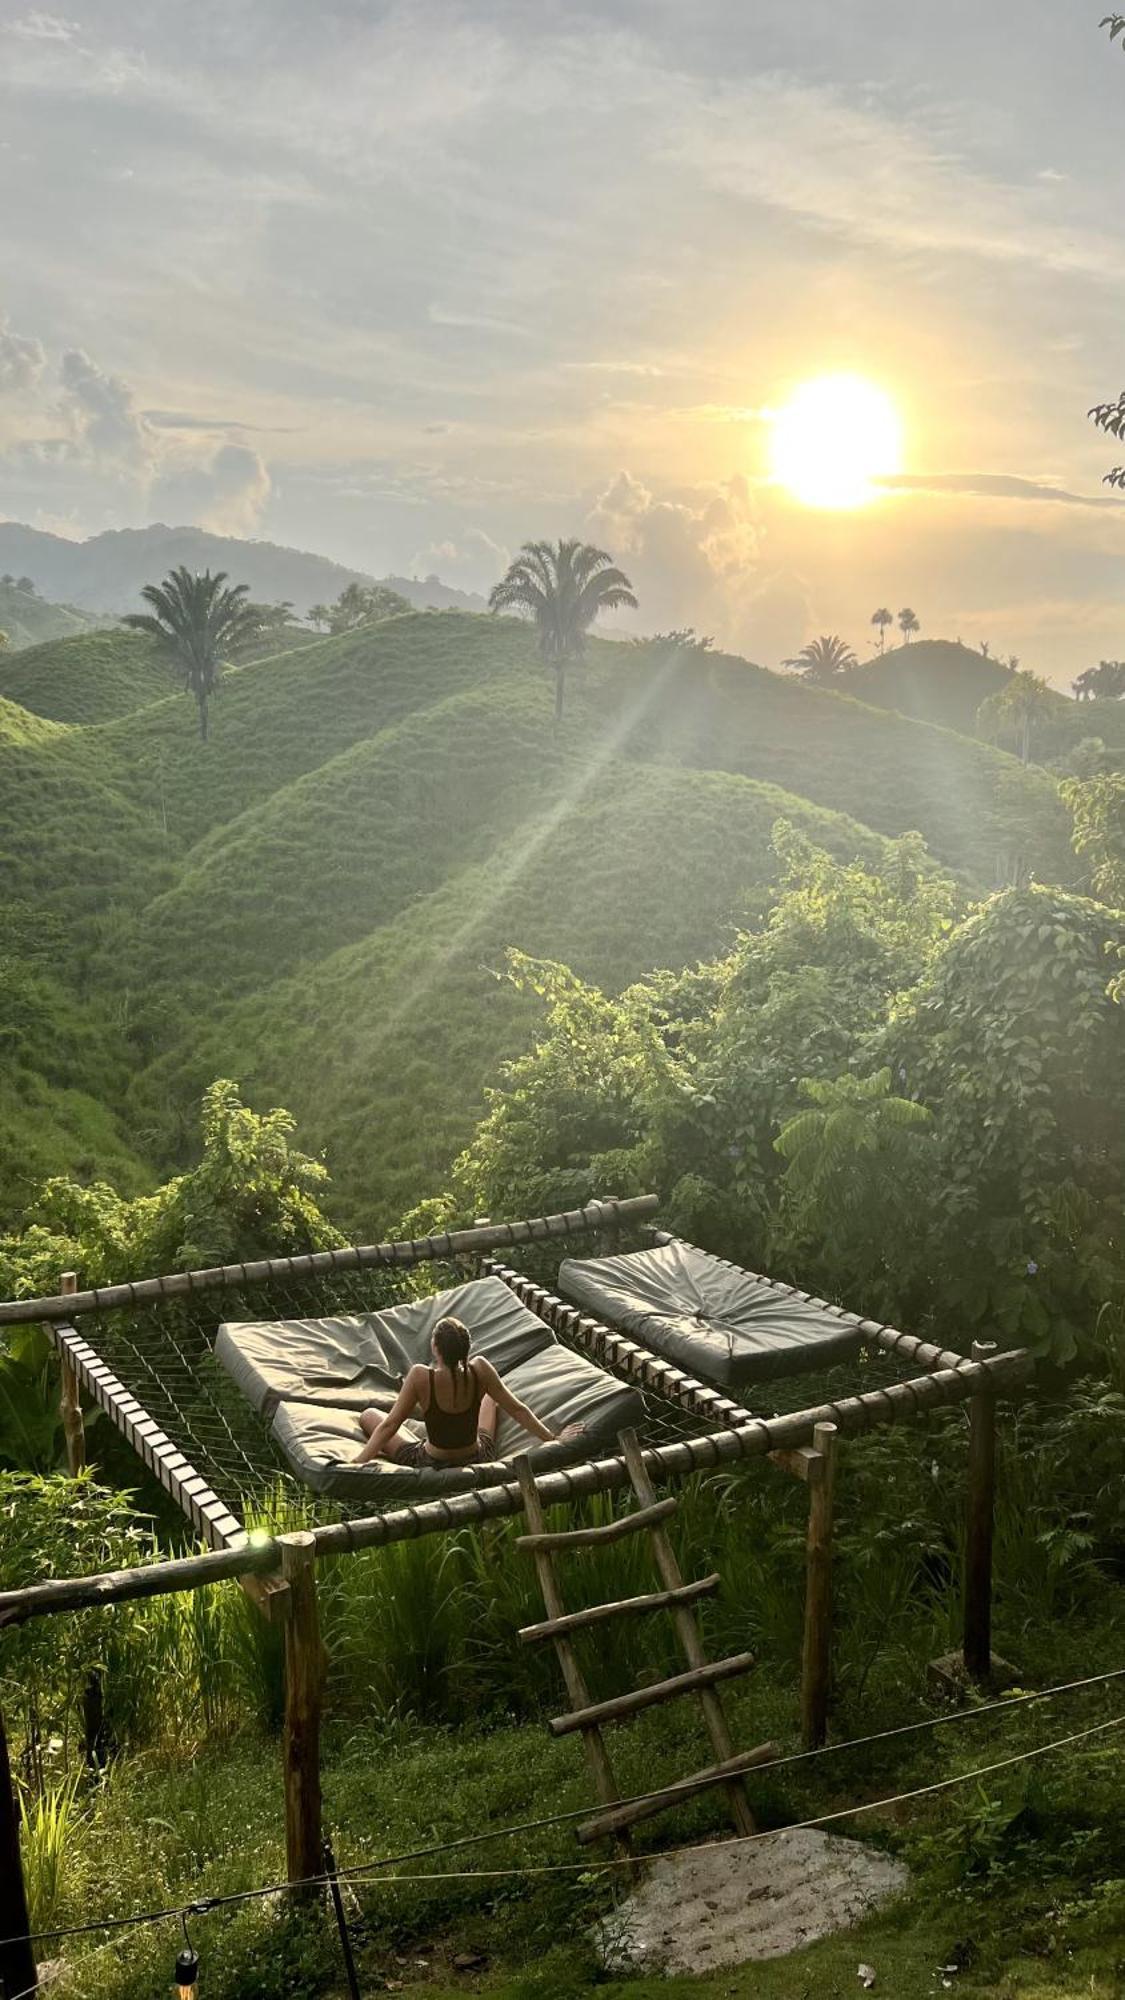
[423,1364,483,1448]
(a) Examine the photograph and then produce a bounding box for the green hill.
[835,639,1013,735]
[0,629,177,724]
[0,612,1076,1232]
[835,637,1125,764]
[0,577,107,652]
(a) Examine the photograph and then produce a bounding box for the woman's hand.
[557,1422,585,1442]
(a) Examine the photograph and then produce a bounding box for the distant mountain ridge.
[0,521,487,619]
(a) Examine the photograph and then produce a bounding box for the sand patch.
[599,1827,909,1975]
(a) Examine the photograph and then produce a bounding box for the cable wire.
[3,1693,1122,1952]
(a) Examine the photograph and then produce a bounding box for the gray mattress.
[216,1275,644,1499]
[559,1240,861,1391]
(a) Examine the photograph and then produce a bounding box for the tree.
[783,634,858,686]
[242,600,299,636]
[488,539,637,720]
[1062,771,1125,908]
[870,607,893,654]
[123,567,259,741]
[15,576,35,595]
[898,607,920,642]
[635,628,714,652]
[977,668,1057,766]
[307,603,332,631]
[1073,660,1125,702]
[0,629,7,651]
[320,582,411,633]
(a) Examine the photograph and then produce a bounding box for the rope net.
[73,1223,959,1545]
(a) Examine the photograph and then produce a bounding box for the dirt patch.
[599,1827,909,1975]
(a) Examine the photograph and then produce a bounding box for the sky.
[2,0,1125,682]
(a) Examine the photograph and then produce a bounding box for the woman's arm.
[355,1367,423,1464]
[475,1358,575,1444]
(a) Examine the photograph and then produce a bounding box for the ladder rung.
[577,1739,779,1843]
[518,1574,720,1645]
[549,1652,755,1736]
[516,1497,677,1553]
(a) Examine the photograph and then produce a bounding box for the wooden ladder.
[515,1429,775,1846]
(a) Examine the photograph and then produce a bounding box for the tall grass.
[18,1772,85,1936]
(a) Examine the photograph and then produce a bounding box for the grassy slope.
[836,638,1125,757]
[0,612,1076,1226]
[37,1578,1125,2000]
[0,578,104,651]
[0,628,176,723]
[590,640,1072,882]
[836,638,1013,735]
[131,732,890,1222]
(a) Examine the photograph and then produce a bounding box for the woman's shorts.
[395,1433,498,1470]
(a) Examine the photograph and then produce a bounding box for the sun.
[768,374,902,509]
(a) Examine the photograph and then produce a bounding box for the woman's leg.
[359,1408,412,1460]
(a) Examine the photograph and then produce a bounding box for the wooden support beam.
[576,1739,780,1844]
[516,1497,677,1553]
[618,1430,757,1836]
[0,1699,36,2000]
[43,1324,245,1551]
[549,1652,756,1736]
[514,1458,623,1828]
[0,1347,1036,1634]
[770,1446,821,1484]
[963,1341,997,1684]
[56,1271,86,1477]
[800,1421,838,1750]
[281,1533,325,1894]
[0,1196,661,1328]
[519,1574,720,1644]
[240,1573,291,1624]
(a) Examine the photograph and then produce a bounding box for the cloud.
[563,360,667,379]
[409,527,509,593]
[0,318,46,393]
[674,73,1116,282]
[882,471,1125,508]
[150,442,272,536]
[59,346,150,463]
[585,468,785,644]
[8,12,79,42]
[428,307,530,338]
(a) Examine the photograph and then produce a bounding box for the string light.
[174,1912,199,1996]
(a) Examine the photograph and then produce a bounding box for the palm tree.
[123,567,259,741]
[783,634,858,686]
[488,539,637,719]
[898,607,920,642]
[870,607,893,654]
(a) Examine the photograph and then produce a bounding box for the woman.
[354,1315,580,1469]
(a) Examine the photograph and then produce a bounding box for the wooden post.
[800,1421,838,1750]
[0,1699,36,2000]
[963,1341,997,1684]
[57,1273,85,1476]
[473,1220,491,1278]
[281,1533,325,1893]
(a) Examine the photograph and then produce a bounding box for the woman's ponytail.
[433,1315,472,1381]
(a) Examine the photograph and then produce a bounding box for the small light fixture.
[175,1912,200,1996]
